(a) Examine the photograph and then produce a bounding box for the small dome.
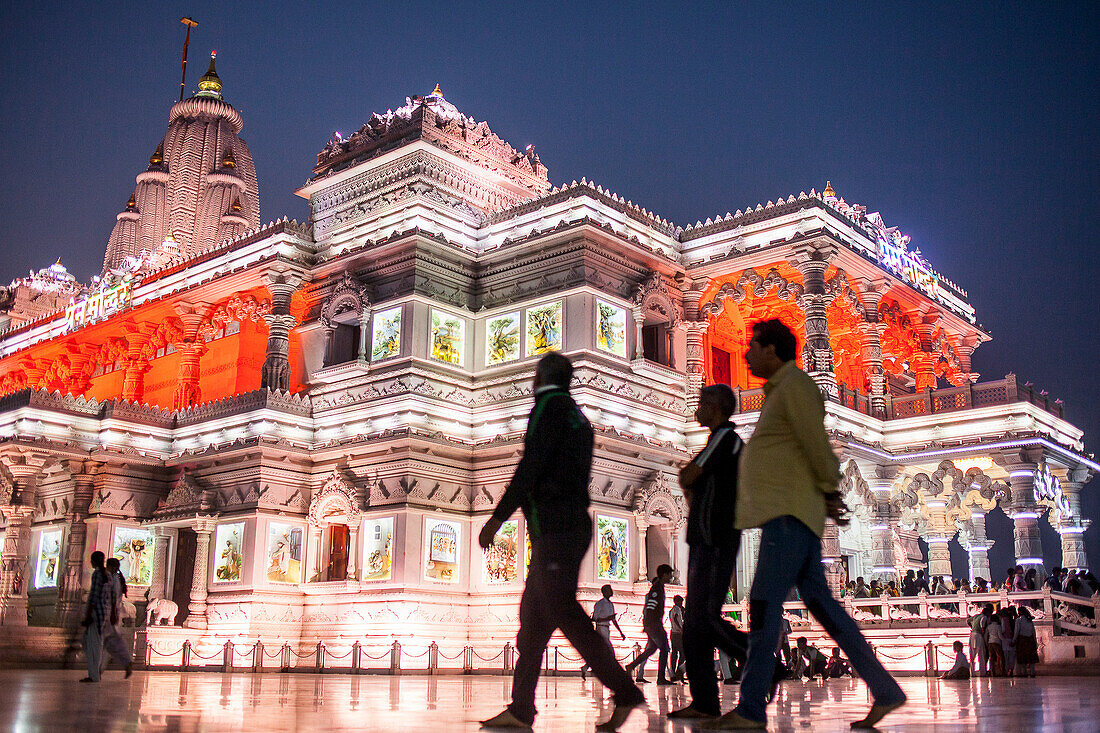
[823,180,837,201]
[196,51,222,99]
[221,147,237,169]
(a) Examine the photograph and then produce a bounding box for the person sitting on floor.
[792,637,827,679]
[824,647,853,678]
[941,641,970,680]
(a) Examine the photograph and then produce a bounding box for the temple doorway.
[646,524,672,579]
[326,524,350,581]
[171,529,197,605]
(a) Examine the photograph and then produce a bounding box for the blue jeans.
[735,517,904,723]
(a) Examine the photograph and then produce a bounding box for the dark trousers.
[683,538,748,716]
[630,623,670,680]
[669,631,684,675]
[508,530,641,723]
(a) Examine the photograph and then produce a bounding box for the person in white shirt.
[581,584,625,681]
[668,595,685,680]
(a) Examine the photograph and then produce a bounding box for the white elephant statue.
[146,597,179,626]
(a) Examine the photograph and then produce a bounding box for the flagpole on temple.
[178,17,198,102]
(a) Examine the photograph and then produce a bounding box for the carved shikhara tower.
[0,82,1093,664]
[104,53,260,273]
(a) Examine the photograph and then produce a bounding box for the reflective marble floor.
[0,669,1097,732]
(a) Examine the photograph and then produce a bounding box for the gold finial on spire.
[196,50,222,98]
[823,180,836,199]
[149,142,164,166]
[55,257,63,265]
[221,147,236,169]
[125,192,137,210]
[431,83,443,97]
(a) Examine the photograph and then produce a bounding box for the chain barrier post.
[282,642,291,672]
[924,642,934,677]
[223,641,233,673]
[316,642,325,673]
[503,642,513,674]
[428,642,439,675]
[352,641,360,674]
[254,640,263,673]
[390,640,401,675]
[632,642,641,665]
[463,645,473,674]
[182,640,191,670]
[553,646,560,676]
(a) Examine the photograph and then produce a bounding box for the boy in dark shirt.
[626,564,674,684]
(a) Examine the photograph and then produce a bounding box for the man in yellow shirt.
[707,319,905,731]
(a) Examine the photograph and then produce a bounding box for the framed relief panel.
[595,514,629,582]
[525,301,562,357]
[266,522,304,584]
[371,305,403,361]
[362,517,394,582]
[596,299,628,357]
[213,522,245,583]
[483,519,519,584]
[34,528,63,589]
[112,526,155,586]
[424,517,460,583]
[430,309,465,365]
[486,312,521,365]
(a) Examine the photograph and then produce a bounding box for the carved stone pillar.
[821,520,844,595]
[307,525,323,582]
[792,244,838,398]
[19,358,50,390]
[926,534,952,579]
[683,322,709,410]
[347,524,359,580]
[357,307,372,363]
[952,336,980,384]
[0,506,34,626]
[172,341,206,410]
[866,465,898,579]
[911,313,939,392]
[632,306,646,361]
[1005,460,1044,567]
[635,517,649,583]
[261,271,304,391]
[58,462,99,627]
[962,510,993,584]
[148,528,172,602]
[183,518,216,629]
[1055,467,1091,571]
[63,346,98,397]
[121,326,151,403]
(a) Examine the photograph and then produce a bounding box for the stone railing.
[732,373,1065,421]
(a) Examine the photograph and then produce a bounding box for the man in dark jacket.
[479,353,644,731]
[669,384,749,720]
[625,564,674,683]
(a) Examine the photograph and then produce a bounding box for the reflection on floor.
[0,669,1097,732]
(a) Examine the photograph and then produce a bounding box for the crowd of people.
[844,566,1099,599]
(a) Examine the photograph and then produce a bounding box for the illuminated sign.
[64,277,133,332]
[1033,465,1070,517]
[877,233,939,299]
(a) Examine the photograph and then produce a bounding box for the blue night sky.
[1,3,1097,574]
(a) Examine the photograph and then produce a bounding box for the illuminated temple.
[0,61,1095,667]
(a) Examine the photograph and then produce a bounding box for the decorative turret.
[103,51,260,273]
[195,51,223,99]
[823,180,837,203]
[125,192,138,212]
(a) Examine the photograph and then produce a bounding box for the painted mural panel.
[371,305,402,361]
[424,517,460,583]
[596,299,628,357]
[267,522,304,584]
[430,309,465,365]
[486,312,521,365]
[595,515,629,582]
[34,528,62,589]
[112,526,154,586]
[213,522,245,583]
[525,301,562,357]
[362,517,394,582]
[484,519,518,583]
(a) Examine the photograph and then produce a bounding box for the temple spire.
[195,51,223,99]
